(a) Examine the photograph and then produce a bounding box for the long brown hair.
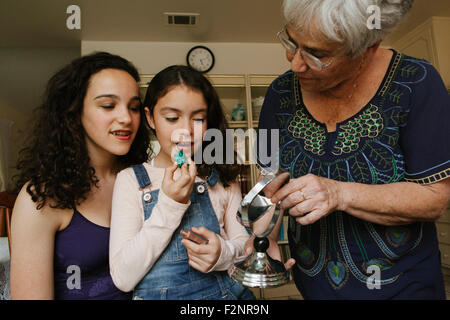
[15,52,150,209]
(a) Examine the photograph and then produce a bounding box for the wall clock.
[186,46,215,73]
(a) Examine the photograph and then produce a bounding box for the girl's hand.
[271,174,342,225]
[161,158,197,204]
[181,226,221,273]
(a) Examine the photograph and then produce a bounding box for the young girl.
[109,65,255,300]
[10,52,149,299]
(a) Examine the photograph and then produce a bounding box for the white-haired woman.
[257,0,450,299]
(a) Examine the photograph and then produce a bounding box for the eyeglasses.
[276,27,335,71]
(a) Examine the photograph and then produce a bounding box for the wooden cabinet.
[390,16,450,89]
[438,207,450,271]
[207,75,253,194]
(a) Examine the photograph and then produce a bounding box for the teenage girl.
[10,52,149,299]
[109,65,255,300]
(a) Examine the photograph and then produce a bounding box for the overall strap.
[206,168,220,187]
[131,164,152,188]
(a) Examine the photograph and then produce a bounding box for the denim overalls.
[131,164,255,300]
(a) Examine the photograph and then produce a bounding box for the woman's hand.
[161,158,197,204]
[269,174,450,226]
[244,236,296,271]
[271,174,342,225]
[182,227,221,273]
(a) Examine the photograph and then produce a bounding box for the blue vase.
[232,104,246,121]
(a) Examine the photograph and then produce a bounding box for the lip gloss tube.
[175,150,187,168]
[180,229,209,245]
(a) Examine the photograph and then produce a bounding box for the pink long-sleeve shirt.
[109,162,250,292]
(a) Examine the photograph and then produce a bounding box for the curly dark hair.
[14,52,150,210]
[143,65,244,188]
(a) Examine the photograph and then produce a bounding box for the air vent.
[164,12,199,26]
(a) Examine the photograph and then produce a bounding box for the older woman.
[257,0,450,299]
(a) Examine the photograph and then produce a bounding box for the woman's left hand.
[181,226,221,273]
[244,236,296,271]
[271,174,342,225]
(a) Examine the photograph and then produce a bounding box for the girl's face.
[146,85,208,167]
[81,68,141,161]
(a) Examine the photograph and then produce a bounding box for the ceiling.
[0,0,449,47]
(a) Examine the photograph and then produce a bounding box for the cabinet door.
[391,19,439,68]
[249,75,278,126]
[139,75,154,100]
[440,243,450,268]
[437,222,450,245]
[207,75,250,195]
[207,75,248,127]
[439,206,450,223]
[390,17,450,88]
[248,75,278,188]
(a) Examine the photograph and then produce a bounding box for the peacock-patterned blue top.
[257,50,449,299]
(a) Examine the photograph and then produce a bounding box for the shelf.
[206,74,246,87]
[139,74,154,86]
[249,74,278,86]
[228,121,248,128]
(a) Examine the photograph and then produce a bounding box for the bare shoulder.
[10,182,70,299]
[12,182,69,234]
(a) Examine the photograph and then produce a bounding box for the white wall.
[81,41,290,75]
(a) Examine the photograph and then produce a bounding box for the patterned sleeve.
[400,60,450,184]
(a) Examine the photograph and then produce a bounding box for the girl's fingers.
[186,247,217,273]
[187,255,209,273]
[284,258,296,271]
[191,226,213,241]
[180,161,189,175]
[176,163,191,187]
[187,158,197,180]
[188,253,212,265]
[176,159,197,190]
[163,162,178,183]
[181,238,205,254]
[181,237,211,255]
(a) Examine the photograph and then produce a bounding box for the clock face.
[187,46,215,73]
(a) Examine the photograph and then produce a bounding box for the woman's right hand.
[161,158,197,204]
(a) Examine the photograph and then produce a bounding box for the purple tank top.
[53,209,131,300]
